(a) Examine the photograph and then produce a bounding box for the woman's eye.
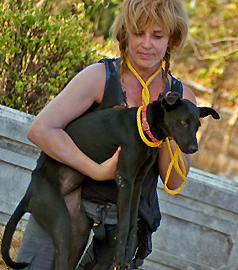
[154,35,162,39]
[134,32,143,37]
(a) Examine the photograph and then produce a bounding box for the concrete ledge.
[142,170,238,270]
[0,105,39,227]
[0,104,238,270]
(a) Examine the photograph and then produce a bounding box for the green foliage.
[173,0,238,106]
[83,0,122,39]
[0,0,102,115]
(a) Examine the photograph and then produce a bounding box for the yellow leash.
[126,57,162,105]
[164,137,187,195]
[127,57,187,195]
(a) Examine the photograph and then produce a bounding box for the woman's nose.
[142,35,152,49]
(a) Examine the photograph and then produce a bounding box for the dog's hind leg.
[29,181,72,270]
[65,187,91,270]
[40,202,71,270]
[52,214,71,270]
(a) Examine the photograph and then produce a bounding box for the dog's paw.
[110,265,120,270]
[126,262,133,269]
[110,262,130,270]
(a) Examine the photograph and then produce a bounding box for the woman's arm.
[27,63,120,180]
[158,86,197,190]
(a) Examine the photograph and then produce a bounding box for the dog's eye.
[181,120,189,127]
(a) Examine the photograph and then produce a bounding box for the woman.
[16,0,196,269]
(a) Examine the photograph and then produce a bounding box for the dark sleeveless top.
[81,58,183,232]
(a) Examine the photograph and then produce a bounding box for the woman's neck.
[122,69,164,108]
[126,59,162,82]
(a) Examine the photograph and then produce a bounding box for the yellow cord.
[126,58,162,105]
[163,138,187,195]
[127,57,187,195]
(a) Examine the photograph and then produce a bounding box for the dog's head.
[161,93,220,154]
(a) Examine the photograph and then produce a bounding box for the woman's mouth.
[138,52,153,59]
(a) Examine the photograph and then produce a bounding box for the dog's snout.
[188,145,198,154]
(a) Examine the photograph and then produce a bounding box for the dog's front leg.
[125,154,156,265]
[114,169,135,269]
[125,178,142,266]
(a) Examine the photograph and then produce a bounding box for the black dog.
[1,93,219,270]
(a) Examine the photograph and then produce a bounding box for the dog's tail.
[1,197,29,269]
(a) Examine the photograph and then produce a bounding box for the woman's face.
[127,22,169,71]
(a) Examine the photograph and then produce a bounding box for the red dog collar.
[141,106,162,148]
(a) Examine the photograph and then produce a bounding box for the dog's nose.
[188,145,198,153]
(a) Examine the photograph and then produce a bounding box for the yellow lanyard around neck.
[126,57,162,105]
[126,57,187,195]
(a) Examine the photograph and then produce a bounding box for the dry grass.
[0,226,23,270]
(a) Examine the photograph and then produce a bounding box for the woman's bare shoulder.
[69,62,106,103]
[31,62,107,129]
[182,84,197,105]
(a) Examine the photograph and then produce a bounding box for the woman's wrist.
[79,147,121,181]
[90,147,121,181]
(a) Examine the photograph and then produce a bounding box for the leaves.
[0,0,102,114]
[83,0,122,38]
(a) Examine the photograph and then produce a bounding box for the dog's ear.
[161,92,181,111]
[199,107,220,119]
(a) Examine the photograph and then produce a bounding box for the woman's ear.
[168,38,173,49]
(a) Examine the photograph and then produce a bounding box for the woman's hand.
[96,147,121,181]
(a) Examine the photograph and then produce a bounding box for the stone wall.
[0,104,238,270]
[143,169,238,270]
[0,105,39,229]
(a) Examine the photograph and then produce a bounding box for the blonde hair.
[110,0,189,83]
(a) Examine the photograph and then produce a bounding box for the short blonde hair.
[110,0,189,80]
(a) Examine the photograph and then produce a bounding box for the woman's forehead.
[135,20,168,34]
